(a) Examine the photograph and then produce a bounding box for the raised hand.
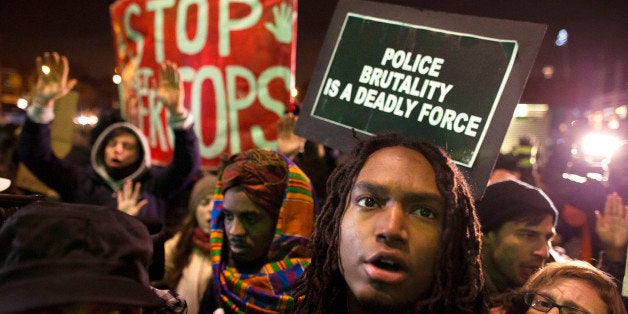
[34,52,78,107]
[264,2,292,44]
[120,57,141,124]
[156,61,185,116]
[595,193,628,261]
[117,180,147,216]
[276,112,305,160]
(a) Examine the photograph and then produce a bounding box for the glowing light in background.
[73,113,99,126]
[513,103,548,118]
[41,65,51,75]
[616,105,627,119]
[555,29,568,46]
[542,65,555,79]
[608,118,620,130]
[112,74,122,85]
[17,98,28,109]
[513,104,529,118]
[581,132,622,159]
[562,172,587,184]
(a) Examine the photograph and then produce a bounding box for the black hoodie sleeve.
[17,118,81,199]
[151,126,200,199]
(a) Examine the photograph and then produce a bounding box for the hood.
[207,151,317,313]
[91,122,151,191]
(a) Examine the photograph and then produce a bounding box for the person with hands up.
[117,180,148,216]
[18,52,200,229]
[595,192,628,308]
[596,193,628,265]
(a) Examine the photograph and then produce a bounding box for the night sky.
[0,1,117,80]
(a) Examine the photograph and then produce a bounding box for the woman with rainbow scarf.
[199,149,317,313]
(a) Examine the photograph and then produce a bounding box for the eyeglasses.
[524,292,589,314]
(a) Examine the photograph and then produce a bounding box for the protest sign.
[295,0,545,198]
[110,0,296,168]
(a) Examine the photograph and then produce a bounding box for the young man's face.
[526,278,607,314]
[339,146,445,311]
[104,132,140,169]
[484,215,555,288]
[222,185,276,272]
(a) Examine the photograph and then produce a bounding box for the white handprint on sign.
[264,2,292,44]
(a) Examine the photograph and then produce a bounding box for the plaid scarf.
[209,152,316,313]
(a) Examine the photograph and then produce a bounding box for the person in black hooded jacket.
[18,52,200,227]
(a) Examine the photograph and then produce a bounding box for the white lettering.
[176,0,208,55]
[147,0,175,62]
[417,103,483,137]
[219,0,262,56]
[359,65,373,84]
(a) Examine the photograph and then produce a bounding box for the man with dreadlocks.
[293,133,487,313]
[198,148,317,313]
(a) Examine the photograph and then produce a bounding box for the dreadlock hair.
[293,133,487,313]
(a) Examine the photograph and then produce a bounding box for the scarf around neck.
[209,151,316,313]
[192,227,212,256]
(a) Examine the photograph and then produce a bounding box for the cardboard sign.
[110,0,296,168]
[295,0,545,198]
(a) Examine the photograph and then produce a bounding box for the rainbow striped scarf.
[209,152,316,313]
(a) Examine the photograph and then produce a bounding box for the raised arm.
[18,52,80,197]
[152,61,199,198]
[596,193,628,262]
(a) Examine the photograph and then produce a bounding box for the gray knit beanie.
[188,174,218,213]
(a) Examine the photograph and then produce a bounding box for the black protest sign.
[312,14,517,167]
[296,0,545,198]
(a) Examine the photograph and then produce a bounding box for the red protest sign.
[110,0,296,168]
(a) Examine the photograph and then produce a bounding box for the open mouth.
[372,258,401,272]
[364,256,407,284]
[108,158,121,165]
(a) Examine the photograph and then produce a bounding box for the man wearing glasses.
[523,260,626,313]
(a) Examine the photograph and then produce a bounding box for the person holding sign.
[293,133,487,313]
[18,52,200,229]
